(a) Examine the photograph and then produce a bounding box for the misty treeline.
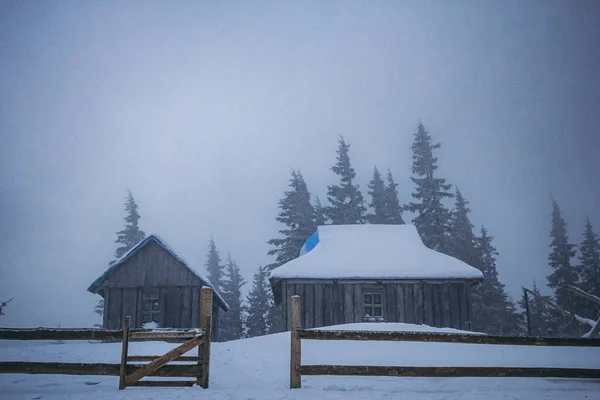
[98,123,600,339]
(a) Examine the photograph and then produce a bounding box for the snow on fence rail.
[288,295,600,389]
[0,287,214,390]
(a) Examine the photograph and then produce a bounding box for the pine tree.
[314,196,327,226]
[474,227,522,335]
[245,266,271,337]
[205,237,224,291]
[366,166,387,224]
[577,218,600,319]
[325,136,367,224]
[406,123,453,252]
[267,170,316,270]
[383,170,404,224]
[220,255,246,341]
[519,281,559,337]
[546,198,578,333]
[96,189,146,320]
[114,189,146,260]
[447,189,478,266]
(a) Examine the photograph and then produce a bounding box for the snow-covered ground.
[1,323,599,400]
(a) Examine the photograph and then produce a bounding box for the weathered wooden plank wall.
[279,281,474,332]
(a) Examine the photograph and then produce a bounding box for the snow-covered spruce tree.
[384,170,404,224]
[518,281,559,337]
[546,198,578,335]
[313,196,327,226]
[577,218,600,319]
[245,266,271,338]
[447,188,479,266]
[406,123,453,252]
[474,226,522,335]
[205,237,224,292]
[220,255,246,341]
[96,189,146,319]
[114,189,146,260]
[366,166,387,224]
[267,170,316,270]
[325,136,367,225]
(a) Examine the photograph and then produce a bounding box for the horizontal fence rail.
[288,295,600,389]
[297,329,600,347]
[299,365,600,379]
[0,327,201,341]
[0,362,202,377]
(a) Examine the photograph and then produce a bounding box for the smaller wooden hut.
[88,235,228,340]
[269,225,483,332]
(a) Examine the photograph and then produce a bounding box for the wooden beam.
[127,356,201,362]
[523,289,532,336]
[124,334,204,385]
[0,328,123,341]
[562,285,600,306]
[523,287,594,328]
[290,295,301,389]
[199,287,212,388]
[129,331,200,340]
[119,316,130,390]
[298,365,600,379]
[296,329,600,347]
[0,362,201,377]
[127,380,196,387]
[0,328,200,341]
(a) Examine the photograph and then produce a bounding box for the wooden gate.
[119,287,213,389]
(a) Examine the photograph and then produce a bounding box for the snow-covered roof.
[87,234,229,311]
[270,224,483,281]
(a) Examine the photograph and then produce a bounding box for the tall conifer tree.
[577,218,600,318]
[267,170,316,270]
[366,166,387,224]
[220,256,246,341]
[314,196,327,226]
[325,136,366,224]
[546,198,578,335]
[114,189,146,260]
[406,123,453,252]
[96,190,146,320]
[245,266,271,337]
[205,237,224,291]
[384,170,404,224]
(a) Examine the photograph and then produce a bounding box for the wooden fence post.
[523,289,532,337]
[290,295,301,389]
[566,293,581,337]
[119,316,130,390]
[199,287,213,389]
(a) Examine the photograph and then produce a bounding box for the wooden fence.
[0,287,214,389]
[289,295,600,388]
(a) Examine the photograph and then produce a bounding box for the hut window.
[364,292,383,318]
[142,288,161,324]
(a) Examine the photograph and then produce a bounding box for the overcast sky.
[1,1,599,328]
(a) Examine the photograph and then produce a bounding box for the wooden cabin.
[88,235,228,341]
[269,224,483,332]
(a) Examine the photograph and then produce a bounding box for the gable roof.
[270,224,483,281]
[87,234,229,311]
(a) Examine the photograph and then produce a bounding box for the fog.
[1,1,599,328]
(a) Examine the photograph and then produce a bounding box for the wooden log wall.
[282,281,473,331]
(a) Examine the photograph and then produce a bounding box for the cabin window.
[142,288,161,324]
[364,292,383,319]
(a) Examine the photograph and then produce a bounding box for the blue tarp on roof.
[299,229,320,256]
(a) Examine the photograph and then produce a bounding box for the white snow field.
[1,323,599,400]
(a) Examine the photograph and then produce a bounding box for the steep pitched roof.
[87,234,229,311]
[270,224,483,281]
